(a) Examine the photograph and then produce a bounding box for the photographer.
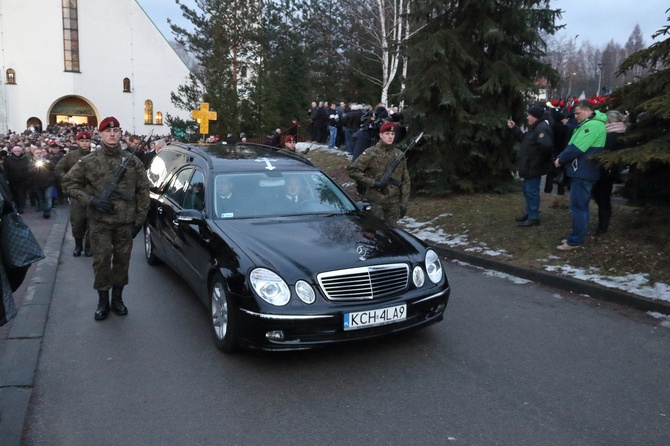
[29,147,56,219]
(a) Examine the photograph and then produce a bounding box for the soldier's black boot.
[94,290,110,321]
[84,238,93,257]
[111,286,128,316]
[73,238,83,257]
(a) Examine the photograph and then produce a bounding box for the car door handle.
[157,205,163,215]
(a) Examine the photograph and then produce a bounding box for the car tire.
[144,225,162,265]
[210,274,239,353]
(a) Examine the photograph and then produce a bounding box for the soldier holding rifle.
[62,117,150,321]
[348,121,412,223]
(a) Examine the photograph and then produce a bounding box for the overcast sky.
[137,0,668,49]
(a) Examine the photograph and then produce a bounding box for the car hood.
[212,213,424,275]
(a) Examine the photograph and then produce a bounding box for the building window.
[6,68,16,84]
[62,0,80,72]
[144,100,154,124]
[123,78,131,92]
[155,112,163,125]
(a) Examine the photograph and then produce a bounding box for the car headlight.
[295,280,315,304]
[425,249,443,284]
[250,268,290,306]
[412,266,425,288]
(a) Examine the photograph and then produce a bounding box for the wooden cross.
[191,102,217,135]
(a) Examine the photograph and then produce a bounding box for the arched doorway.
[26,117,43,132]
[48,96,98,128]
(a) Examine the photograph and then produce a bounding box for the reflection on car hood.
[213,214,423,274]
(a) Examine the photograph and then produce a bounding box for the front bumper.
[234,286,451,351]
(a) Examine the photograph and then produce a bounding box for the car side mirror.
[356,201,372,212]
[176,209,204,224]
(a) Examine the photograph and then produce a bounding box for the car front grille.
[317,263,409,301]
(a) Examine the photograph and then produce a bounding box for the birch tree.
[341,0,423,106]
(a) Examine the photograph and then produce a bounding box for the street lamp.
[568,72,576,98]
[597,63,604,96]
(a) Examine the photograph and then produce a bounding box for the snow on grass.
[544,265,670,302]
[402,216,670,302]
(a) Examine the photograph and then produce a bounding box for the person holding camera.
[348,121,410,223]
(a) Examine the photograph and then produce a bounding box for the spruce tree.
[602,14,670,203]
[402,0,560,193]
[170,0,260,138]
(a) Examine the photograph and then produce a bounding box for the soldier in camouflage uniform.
[62,117,150,321]
[348,121,411,223]
[55,131,94,257]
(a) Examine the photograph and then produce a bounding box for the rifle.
[99,130,154,201]
[376,131,424,188]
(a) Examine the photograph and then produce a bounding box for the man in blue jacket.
[554,100,606,251]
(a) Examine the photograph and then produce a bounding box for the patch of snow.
[451,260,532,285]
[544,265,670,302]
[647,312,670,328]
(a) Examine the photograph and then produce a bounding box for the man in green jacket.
[554,100,606,251]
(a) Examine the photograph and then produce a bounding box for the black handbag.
[1,210,45,269]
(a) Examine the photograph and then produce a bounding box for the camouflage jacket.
[348,140,410,206]
[54,148,91,181]
[62,144,150,225]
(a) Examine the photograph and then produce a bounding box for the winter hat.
[526,105,545,119]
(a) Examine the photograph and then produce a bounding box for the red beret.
[285,135,296,142]
[98,116,120,131]
[76,131,91,140]
[379,121,396,134]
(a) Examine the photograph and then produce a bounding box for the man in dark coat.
[3,146,31,213]
[507,105,554,227]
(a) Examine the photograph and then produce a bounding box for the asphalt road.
[23,236,670,445]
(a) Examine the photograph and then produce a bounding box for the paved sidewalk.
[0,205,68,445]
[0,202,668,445]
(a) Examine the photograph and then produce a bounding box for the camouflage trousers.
[69,200,89,239]
[369,200,401,224]
[89,220,134,291]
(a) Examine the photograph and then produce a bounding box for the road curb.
[0,208,67,446]
[434,246,670,315]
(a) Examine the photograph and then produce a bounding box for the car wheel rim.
[211,282,228,340]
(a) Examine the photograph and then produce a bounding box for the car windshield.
[213,171,356,219]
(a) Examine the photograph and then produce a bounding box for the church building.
[0,0,192,135]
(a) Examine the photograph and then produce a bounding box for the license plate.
[343,304,407,331]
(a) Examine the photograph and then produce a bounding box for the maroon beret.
[76,131,91,140]
[98,116,120,131]
[285,135,296,143]
[379,121,396,134]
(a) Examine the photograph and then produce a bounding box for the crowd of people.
[508,98,628,250]
[306,101,405,158]
[0,124,171,218]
